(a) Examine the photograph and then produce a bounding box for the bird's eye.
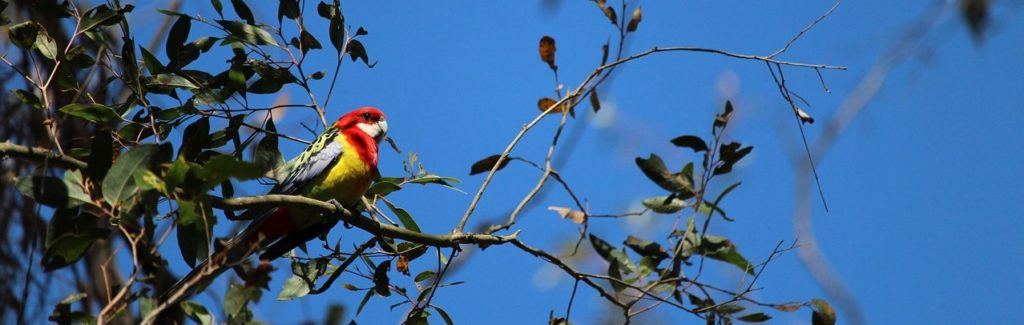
[361,113,372,121]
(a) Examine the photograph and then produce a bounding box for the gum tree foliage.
[0,0,856,324]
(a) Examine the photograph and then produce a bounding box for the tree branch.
[0,141,87,170]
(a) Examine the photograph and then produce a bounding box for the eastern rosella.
[160,107,388,302]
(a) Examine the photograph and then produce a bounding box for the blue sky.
[105,1,1024,324]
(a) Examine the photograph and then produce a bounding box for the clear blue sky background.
[109,1,1024,324]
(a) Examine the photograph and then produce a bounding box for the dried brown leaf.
[539,35,557,70]
[548,206,587,224]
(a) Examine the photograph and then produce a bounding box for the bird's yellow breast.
[306,133,374,206]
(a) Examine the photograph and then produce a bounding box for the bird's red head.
[335,107,387,143]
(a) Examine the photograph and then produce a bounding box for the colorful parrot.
[160,107,388,302]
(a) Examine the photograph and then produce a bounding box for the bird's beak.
[375,120,388,143]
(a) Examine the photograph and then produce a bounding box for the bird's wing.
[270,127,344,195]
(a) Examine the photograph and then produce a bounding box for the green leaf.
[356,289,373,316]
[102,144,157,208]
[80,4,122,33]
[635,154,694,194]
[434,306,454,325]
[60,103,123,129]
[210,0,224,17]
[373,260,391,297]
[181,300,214,325]
[700,235,754,275]
[217,20,280,46]
[16,175,69,208]
[0,1,11,26]
[810,298,837,325]
[623,235,669,261]
[366,179,402,197]
[737,312,771,322]
[140,47,165,75]
[63,170,92,208]
[229,0,255,24]
[641,196,687,214]
[8,21,41,50]
[176,199,214,267]
[716,304,746,315]
[588,234,636,274]
[254,120,284,173]
[43,209,109,271]
[225,282,261,320]
[414,270,436,282]
[607,261,626,292]
[12,89,42,109]
[149,73,199,89]
[383,200,420,232]
[670,135,708,152]
[278,259,331,301]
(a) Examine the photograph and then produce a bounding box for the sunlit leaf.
[548,206,586,224]
[641,196,687,214]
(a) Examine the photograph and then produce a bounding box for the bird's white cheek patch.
[357,122,386,141]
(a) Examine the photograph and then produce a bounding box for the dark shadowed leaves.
[229,0,255,25]
[700,235,754,275]
[635,154,694,194]
[627,6,642,32]
[43,209,109,271]
[346,40,373,67]
[589,234,636,273]
[166,15,191,63]
[737,313,771,322]
[671,135,708,152]
[181,301,214,325]
[278,0,300,22]
[624,235,669,262]
[469,154,510,175]
[176,199,215,268]
[714,100,734,130]
[810,298,837,325]
[602,6,617,25]
[713,142,753,176]
[539,35,556,70]
[16,175,68,208]
[12,89,42,109]
[589,89,601,113]
[373,260,391,297]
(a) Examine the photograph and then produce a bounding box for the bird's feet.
[327,199,354,229]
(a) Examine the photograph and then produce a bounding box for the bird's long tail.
[158,207,292,303]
